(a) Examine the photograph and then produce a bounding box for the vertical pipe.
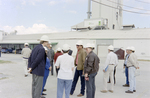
[87,0,91,19]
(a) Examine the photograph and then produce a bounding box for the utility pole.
[87,0,91,19]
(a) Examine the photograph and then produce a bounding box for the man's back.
[22,47,31,58]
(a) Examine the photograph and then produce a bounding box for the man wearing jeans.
[55,44,74,98]
[125,47,139,93]
[123,47,130,87]
[70,40,87,97]
[84,43,100,98]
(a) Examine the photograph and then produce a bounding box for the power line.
[135,0,150,4]
[92,0,150,15]
[107,0,150,12]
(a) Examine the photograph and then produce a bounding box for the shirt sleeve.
[103,54,110,70]
[115,54,118,66]
[82,51,87,70]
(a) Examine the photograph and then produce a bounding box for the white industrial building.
[0,0,150,60]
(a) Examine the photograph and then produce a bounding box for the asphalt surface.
[0,54,150,98]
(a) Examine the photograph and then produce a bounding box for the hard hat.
[44,47,48,51]
[62,44,70,51]
[130,46,135,51]
[85,43,94,48]
[108,45,114,50]
[126,47,132,50]
[50,45,52,47]
[76,40,83,46]
[57,48,61,51]
[24,43,29,46]
[39,35,49,42]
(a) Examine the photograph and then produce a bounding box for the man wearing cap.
[47,44,55,75]
[84,43,100,98]
[55,44,74,98]
[125,46,139,93]
[101,45,118,93]
[122,47,130,87]
[28,35,49,98]
[70,40,87,97]
[21,43,31,77]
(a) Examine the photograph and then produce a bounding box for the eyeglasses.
[76,45,79,47]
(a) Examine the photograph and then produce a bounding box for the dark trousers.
[109,66,116,84]
[55,67,60,75]
[125,66,129,85]
[70,68,85,95]
[85,73,97,98]
[0,51,1,57]
[50,61,53,75]
[32,74,43,98]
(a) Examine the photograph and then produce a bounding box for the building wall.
[114,40,150,60]
[92,0,123,30]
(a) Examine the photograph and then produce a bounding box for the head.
[126,47,131,54]
[62,44,70,54]
[39,35,49,47]
[131,46,135,53]
[108,45,114,53]
[24,43,29,47]
[85,43,94,54]
[76,40,83,50]
[57,48,61,53]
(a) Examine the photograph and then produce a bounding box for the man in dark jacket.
[28,35,49,98]
[84,43,100,98]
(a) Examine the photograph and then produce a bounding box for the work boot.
[77,94,84,97]
[125,90,133,93]
[123,84,129,87]
[101,90,107,93]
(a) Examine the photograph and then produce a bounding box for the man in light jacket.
[101,45,118,93]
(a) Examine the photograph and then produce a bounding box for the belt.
[109,64,114,65]
[23,57,29,59]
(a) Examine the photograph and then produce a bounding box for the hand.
[49,67,52,71]
[123,66,125,69]
[103,70,105,73]
[136,67,139,69]
[85,73,88,78]
[28,68,32,73]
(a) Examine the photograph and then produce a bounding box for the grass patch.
[0,60,12,64]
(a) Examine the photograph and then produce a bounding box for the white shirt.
[55,53,74,80]
[103,52,118,70]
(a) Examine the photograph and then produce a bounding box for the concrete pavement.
[0,54,150,98]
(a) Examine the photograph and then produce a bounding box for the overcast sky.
[0,0,150,34]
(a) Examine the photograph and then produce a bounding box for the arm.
[54,54,57,63]
[28,55,32,69]
[84,55,94,75]
[31,48,45,71]
[103,54,110,70]
[72,58,74,71]
[82,51,87,70]
[55,56,60,69]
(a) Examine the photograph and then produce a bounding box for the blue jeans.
[129,67,136,91]
[70,68,85,95]
[85,73,97,98]
[125,66,129,85]
[57,78,72,98]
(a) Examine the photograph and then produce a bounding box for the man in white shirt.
[101,45,118,93]
[55,44,74,98]
[21,43,31,77]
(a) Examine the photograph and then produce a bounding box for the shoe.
[25,75,28,77]
[108,90,113,93]
[101,90,107,93]
[133,90,136,92]
[40,97,45,98]
[43,89,47,92]
[77,94,84,97]
[42,93,47,95]
[125,90,133,93]
[70,93,73,95]
[107,81,111,83]
[123,84,129,87]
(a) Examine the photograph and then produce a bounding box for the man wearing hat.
[125,46,139,93]
[122,47,131,87]
[84,43,100,98]
[21,43,31,77]
[47,44,55,75]
[55,44,74,98]
[70,40,87,97]
[28,35,49,98]
[101,45,118,93]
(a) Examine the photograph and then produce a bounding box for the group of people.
[21,35,139,98]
